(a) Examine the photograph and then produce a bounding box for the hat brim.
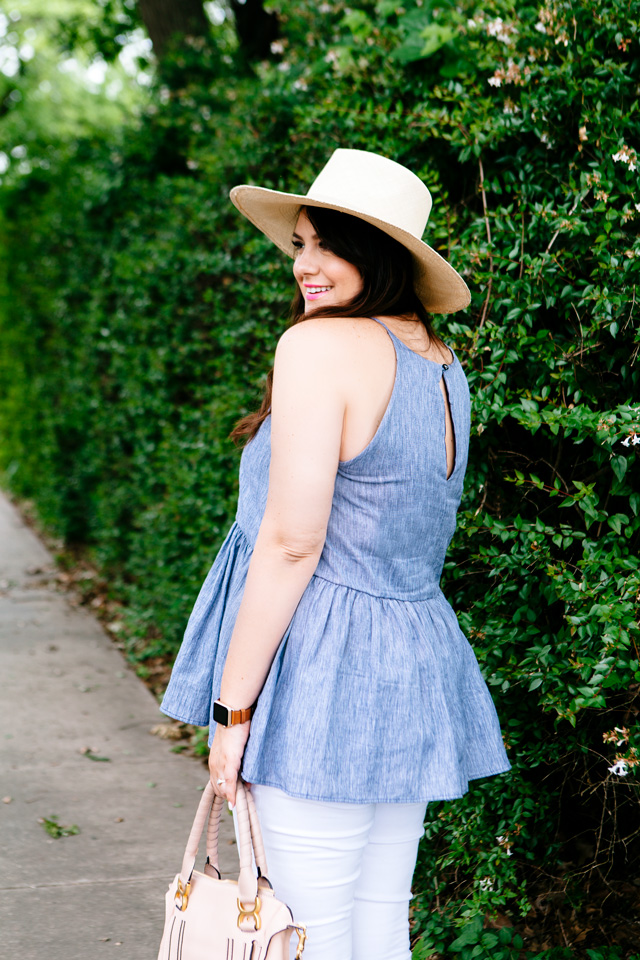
[230,184,471,314]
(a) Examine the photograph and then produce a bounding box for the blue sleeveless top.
[161,318,511,803]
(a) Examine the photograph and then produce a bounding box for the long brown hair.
[229,206,445,446]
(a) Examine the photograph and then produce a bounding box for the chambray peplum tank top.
[161,318,511,803]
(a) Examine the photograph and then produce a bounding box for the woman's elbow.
[277,536,326,563]
[259,524,327,563]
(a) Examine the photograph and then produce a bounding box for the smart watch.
[212,699,255,727]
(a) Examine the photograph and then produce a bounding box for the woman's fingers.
[227,776,238,808]
[209,761,234,798]
[210,774,237,805]
[208,757,240,805]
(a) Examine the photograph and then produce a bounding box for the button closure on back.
[442,363,449,371]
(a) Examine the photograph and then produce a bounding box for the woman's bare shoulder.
[274,320,389,411]
[276,316,386,355]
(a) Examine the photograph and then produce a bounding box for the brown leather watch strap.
[213,699,256,726]
[229,705,254,725]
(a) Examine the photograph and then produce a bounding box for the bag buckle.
[174,878,191,911]
[237,896,262,931]
[293,923,307,958]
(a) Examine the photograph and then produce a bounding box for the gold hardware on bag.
[174,878,191,911]
[293,923,307,958]
[237,896,262,931]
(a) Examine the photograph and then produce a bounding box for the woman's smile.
[304,284,333,300]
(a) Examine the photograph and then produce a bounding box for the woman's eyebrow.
[292,231,319,240]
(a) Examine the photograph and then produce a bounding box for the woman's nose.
[295,245,320,276]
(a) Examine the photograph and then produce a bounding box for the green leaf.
[451,915,484,949]
[481,933,499,948]
[393,27,453,63]
[607,515,623,534]
[39,815,80,839]
[420,24,455,58]
[611,455,628,483]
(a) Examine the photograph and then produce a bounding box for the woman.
[160,148,511,959]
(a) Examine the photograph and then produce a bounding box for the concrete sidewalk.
[0,491,236,959]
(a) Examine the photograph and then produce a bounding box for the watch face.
[213,701,230,726]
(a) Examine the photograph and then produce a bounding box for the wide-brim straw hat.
[230,148,470,314]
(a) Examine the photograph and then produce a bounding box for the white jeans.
[236,784,427,960]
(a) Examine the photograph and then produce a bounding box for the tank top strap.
[369,316,404,360]
[369,316,456,371]
[369,316,394,336]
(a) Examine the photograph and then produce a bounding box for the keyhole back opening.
[440,375,456,481]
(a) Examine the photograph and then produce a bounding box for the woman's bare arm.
[209,318,350,803]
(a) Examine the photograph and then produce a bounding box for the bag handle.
[245,784,270,881]
[202,781,270,883]
[178,781,259,906]
[233,780,259,902]
[203,789,225,878]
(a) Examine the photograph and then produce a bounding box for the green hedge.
[1,0,639,954]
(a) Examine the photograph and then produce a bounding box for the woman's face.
[292,210,363,313]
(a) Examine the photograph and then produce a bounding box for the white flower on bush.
[488,58,526,89]
[270,40,284,55]
[477,877,495,891]
[604,725,630,745]
[612,144,638,172]
[620,432,639,446]
[496,835,514,855]
[486,17,517,44]
[608,759,629,777]
[615,727,630,745]
[535,21,547,33]
[634,202,640,212]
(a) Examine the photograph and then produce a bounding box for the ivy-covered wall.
[1,0,639,954]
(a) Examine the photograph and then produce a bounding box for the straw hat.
[229,148,470,314]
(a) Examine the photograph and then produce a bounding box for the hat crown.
[306,148,432,240]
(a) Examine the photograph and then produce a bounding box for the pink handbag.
[157,780,307,960]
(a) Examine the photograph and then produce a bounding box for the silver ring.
[216,778,226,786]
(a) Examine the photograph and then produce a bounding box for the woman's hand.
[208,722,251,807]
